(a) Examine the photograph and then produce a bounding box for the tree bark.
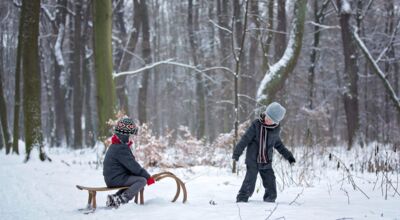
[188,0,206,139]
[21,0,47,161]
[138,0,151,125]
[53,0,69,147]
[257,0,307,105]
[305,0,330,146]
[274,0,287,61]
[0,33,12,153]
[93,0,116,139]
[337,0,360,150]
[116,0,141,114]
[12,3,24,154]
[261,0,274,73]
[72,1,83,148]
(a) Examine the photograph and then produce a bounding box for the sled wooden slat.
[76,185,144,210]
[76,171,187,211]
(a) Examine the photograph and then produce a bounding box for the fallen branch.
[265,203,278,220]
[289,188,304,205]
[236,203,243,220]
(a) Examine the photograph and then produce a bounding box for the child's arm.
[232,121,256,161]
[274,134,295,164]
[117,147,151,179]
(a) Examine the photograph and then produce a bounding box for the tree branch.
[353,27,400,114]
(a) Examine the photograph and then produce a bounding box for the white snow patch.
[1,144,399,220]
[341,0,352,14]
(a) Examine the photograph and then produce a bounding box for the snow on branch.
[307,21,340,31]
[54,24,65,67]
[208,19,232,34]
[375,19,400,63]
[113,59,236,83]
[353,27,400,114]
[339,0,352,14]
[41,5,56,22]
[256,0,307,104]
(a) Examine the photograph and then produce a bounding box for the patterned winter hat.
[114,118,138,135]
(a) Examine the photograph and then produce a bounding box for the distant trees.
[1,0,399,159]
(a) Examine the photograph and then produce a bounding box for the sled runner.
[76,171,187,212]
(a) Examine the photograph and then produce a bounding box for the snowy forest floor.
[1,144,399,220]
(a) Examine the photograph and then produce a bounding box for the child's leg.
[259,168,277,201]
[120,176,147,202]
[115,189,126,195]
[237,165,258,201]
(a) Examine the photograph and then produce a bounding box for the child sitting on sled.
[103,117,155,208]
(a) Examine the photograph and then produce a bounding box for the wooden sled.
[76,171,187,211]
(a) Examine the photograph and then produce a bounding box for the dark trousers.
[237,165,277,201]
[116,176,147,201]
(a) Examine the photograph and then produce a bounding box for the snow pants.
[236,164,277,201]
[116,176,147,201]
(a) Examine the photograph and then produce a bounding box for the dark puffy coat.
[103,143,150,187]
[232,119,293,168]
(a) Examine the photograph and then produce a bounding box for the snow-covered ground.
[1,145,399,220]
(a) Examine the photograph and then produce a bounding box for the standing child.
[103,117,155,208]
[232,102,296,203]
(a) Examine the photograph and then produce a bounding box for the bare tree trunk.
[232,0,250,173]
[337,0,360,150]
[53,0,69,147]
[261,0,274,74]
[305,0,330,146]
[93,0,116,139]
[12,4,24,154]
[244,0,260,117]
[82,2,95,147]
[0,33,12,153]
[275,0,287,61]
[72,1,83,148]
[217,0,232,133]
[188,0,206,139]
[138,0,151,125]
[257,0,307,105]
[114,0,137,114]
[21,0,48,161]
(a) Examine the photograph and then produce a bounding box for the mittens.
[147,177,155,186]
[288,155,296,164]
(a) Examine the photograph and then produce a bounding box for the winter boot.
[263,196,276,203]
[106,194,128,208]
[236,196,249,203]
[106,194,115,207]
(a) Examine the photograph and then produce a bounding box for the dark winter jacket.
[103,143,150,187]
[232,119,293,168]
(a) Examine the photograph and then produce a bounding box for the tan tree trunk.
[93,0,116,139]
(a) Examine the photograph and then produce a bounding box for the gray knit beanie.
[265,102,286,124]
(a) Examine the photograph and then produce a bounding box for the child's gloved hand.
[288,156,296,164]
[147,177,155,186]
[232,155,239,162]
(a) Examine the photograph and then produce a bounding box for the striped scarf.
[257,123,278,164]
